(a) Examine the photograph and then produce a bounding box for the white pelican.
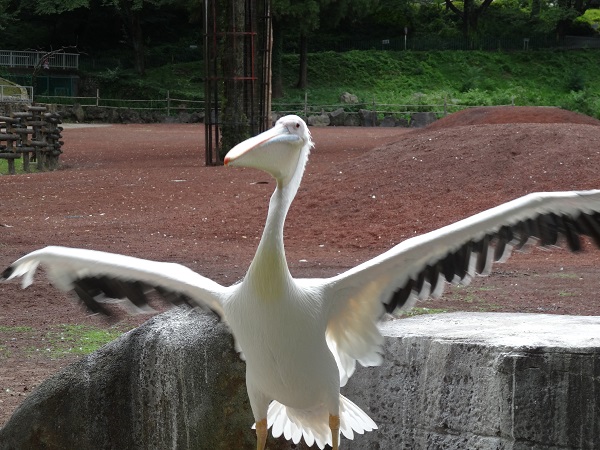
[3,115,600,449]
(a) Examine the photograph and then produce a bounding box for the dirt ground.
[1,106,600,427]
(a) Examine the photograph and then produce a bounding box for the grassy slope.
[128,48,600,117]
[276,49,600,117]
[56,48,600,119]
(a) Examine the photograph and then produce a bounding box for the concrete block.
[2,311,598,450]
[342,313,600,449]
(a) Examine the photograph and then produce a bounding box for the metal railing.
[0,50,79,70]
[0,84,32,102]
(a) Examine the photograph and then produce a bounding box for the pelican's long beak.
[224,123,300,167]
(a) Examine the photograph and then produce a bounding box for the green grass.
[0,157,34,175]
[450,285,503,311]
[43,324,125,357]
[108,48,600,118]
[558,290,577,297]
[277,49,600,116]
[0,152,43,175]
[0,77,26,97]
[3,324,128,358]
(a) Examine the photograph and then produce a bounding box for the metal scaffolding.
[204,0,272,166]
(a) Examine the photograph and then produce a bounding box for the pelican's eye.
[295,122,300,129]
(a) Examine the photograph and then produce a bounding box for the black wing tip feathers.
[71,275,223,321]
[384,210,600,315]
[1,266,14,280]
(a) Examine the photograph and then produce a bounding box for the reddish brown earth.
[1,106,600,427]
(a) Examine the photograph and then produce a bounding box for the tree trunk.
[296,33,308,90]
[120,2,145,76]
[531,0,541,17]
[130,11,145,76]
[444,0,495,42]
[272,19,283,99]
[220,0,250,158]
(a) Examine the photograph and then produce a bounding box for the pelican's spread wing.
[324,190,600,385]
[2,246,227,318]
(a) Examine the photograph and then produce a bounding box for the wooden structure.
[203,0,272,165]
[0,104,63,174]
[0,50,79,70]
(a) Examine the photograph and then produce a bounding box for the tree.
[444,0,495,39]
[0,0,16,29]
[89,0,172,76]
[271,0,322,90]
[272,0,377,92]
[34,0,91,14]
[554,0,595,38]
[34,0,182,75]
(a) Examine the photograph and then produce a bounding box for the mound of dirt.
[427,106,600,130]
[299,121,600,250]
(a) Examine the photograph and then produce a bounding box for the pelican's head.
[224,115,313,186]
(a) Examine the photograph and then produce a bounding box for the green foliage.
[566,69,586,91]
[73,60,205,113]
[573,8,600,35]
[559,90,600,118]
[272,48,600,118]
[80,46,600,119]
[581,8,600,26]
[35,0,90,15]
[0,0,14,30]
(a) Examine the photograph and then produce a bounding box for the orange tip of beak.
[223,155,231,166]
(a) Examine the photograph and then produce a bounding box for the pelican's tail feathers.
[264,394,377,449]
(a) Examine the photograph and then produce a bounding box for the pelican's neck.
[246,150,307,296]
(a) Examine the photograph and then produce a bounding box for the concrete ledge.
[1,312,598,449]
[343,313,600,450]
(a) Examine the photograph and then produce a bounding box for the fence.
[0,85,32,103]
[273,100,471,120]
[35,90,204,114]
[0,50,79,70]
[301,34,599,53]
[0,104,63,174]
[31,89,481,120]
[274,89,517,119]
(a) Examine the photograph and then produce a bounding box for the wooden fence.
[33,89,483,120]
[0,105,63,174]
[36,90,204,114]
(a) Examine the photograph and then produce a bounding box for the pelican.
[3,115,600,449]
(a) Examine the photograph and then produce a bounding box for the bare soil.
[1,106,600,426]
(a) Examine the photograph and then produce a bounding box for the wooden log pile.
[0,104,63,175]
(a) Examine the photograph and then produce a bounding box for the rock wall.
[55,104,204,124]
[0,310,256,450]
[343,313,600,450]
[3,312,597,449]
[53,103,436,127]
